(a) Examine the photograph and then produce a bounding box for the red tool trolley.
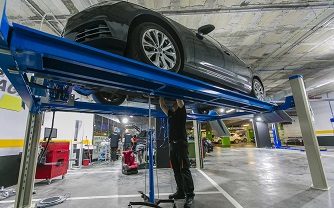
[35,142,70,184]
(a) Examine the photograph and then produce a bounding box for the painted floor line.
[67,170,120,174]
[321,154,334,158]
[0,191,221,204]
[197,169,244,208]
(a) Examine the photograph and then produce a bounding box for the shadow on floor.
[271,188,329,208]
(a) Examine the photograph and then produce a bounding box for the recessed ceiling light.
[122,117,128,124]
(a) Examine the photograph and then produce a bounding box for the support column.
[252,118,271,148]
[289,75,328,190]
[193,120,203,169]
[15,112,42,208]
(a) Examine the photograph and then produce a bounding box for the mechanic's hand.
[159,97,165,103]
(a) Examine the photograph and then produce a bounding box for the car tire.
[251,78,265,101]
[243,138,247,143]
[127,22,182,72]
[92,91,126,105]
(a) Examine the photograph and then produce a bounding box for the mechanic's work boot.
[169,192,185,200]
[184,194,195,208]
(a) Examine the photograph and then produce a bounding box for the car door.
[219,44,253,93]
[226,49,253,93]
[193,34,238,89]
[233,56,253,93]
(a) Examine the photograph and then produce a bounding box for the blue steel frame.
[0,1,294,204]
[271,123,282,148]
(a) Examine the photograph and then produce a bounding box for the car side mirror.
[197,24,215,35]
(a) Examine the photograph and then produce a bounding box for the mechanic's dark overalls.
[168,105,195,196]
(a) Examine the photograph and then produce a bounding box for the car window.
[208,35,247,65]
[205,34,224,51]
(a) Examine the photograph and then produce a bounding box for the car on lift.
[63,1,265,105]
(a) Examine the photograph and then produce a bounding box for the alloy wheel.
[141,29,177,70]
[253,79,265,101]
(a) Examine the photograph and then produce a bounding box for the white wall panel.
[42,111,94,142]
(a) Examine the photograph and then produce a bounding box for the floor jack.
[128,96,176,208]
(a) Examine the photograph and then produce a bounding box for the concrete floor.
[1,147,334,208]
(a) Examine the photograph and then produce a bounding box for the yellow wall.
[0,138,90,148]
[316,130,334,136]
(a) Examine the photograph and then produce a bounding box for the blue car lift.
[0,1,329,207]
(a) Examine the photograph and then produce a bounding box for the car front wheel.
[127,22,182,72]
[251,78,265,101]
[92,91,126,106]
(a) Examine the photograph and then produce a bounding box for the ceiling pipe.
[160,2,334,15]
[256,12,334,71]
[24,0,61,35]
[16,2,334,22]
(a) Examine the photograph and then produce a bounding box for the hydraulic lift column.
[15,111,42,208]
[193,120,203,169]
[289,75,328,190]
[252,118,271,148]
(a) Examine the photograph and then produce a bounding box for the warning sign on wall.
[0,69,23,112]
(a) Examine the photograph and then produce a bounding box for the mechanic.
[159,97,195,208]
[131,135,138,152]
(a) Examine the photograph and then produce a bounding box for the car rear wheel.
[251,78,265,101]
[92,91,126,106]
[127,22,181,72]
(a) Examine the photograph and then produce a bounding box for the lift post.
[193,120,203,169]
[15,111,42,208]
[272,123,282,148]
[289,75,328,190]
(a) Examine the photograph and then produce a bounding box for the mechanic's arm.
[159,97,169,116]
[176,99,184,108]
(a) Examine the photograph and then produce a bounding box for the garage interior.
[0,0,334,208]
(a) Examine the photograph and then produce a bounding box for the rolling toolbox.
[35,142,70,184]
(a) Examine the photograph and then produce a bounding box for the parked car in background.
[63,1,265,105]
[212,136,222,144]
[285,137,304,146]
[203,139,214,153]
[230,133,247,144]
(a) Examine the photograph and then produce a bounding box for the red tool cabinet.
[35,142,70,184]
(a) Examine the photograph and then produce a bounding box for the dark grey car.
[63,1,265,105]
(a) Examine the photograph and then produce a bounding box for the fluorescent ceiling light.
[219,108,225,113]
[307,80,334,91]
[226,109,235,113]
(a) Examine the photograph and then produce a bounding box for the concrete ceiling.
[7,0,334,100]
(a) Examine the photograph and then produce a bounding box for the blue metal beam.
[40,102,166,118]
[41,101,253,121]
[0,54,36,110]
[187,111,253,121]
[6,22,276,113]
[0,0,9,47]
